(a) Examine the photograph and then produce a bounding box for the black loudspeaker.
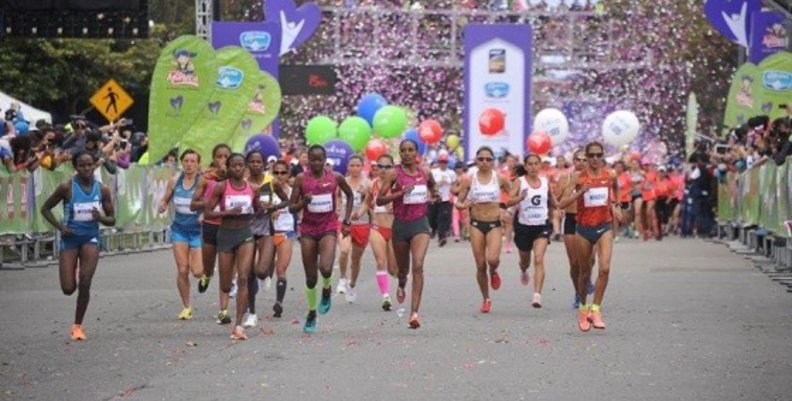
[1,0,148,38]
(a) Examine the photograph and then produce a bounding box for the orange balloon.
[418,119,443,144]
[365,139,388,161]
[527,131,552,155]
[479,108,505,136]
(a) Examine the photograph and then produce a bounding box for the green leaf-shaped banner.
[147,35,217,163]
[723,52,792,131]
[181,46,261,165]
[229,70,282,153]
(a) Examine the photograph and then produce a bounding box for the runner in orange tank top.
[559,141,622,332]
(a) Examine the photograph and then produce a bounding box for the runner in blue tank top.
[41,151,115,341]
[158,149,204,320]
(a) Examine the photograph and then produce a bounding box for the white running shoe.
[243,313,258,328]
[263,277,273,292]
[532,293,542,309]
[229,280,238,299]
[336,278,348,295]
[345,285,357,303]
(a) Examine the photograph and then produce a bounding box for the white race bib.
[225,195,253,214]
[583,187,609,208]
[273,211,295,232]
[73,201,100,222]
[307,193,333,213]
[403,184,428,205]
[174,196,194,215]
[374,204,388,213]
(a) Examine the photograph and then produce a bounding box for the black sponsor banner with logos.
[279,65,337,95]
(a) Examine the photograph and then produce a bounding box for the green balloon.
[373,105,407,139]
[305,115,337,145]
[338,116,372,152]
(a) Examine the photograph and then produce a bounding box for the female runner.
[41,151,116,340]
[455,147,511,313]
[336,155,372,302]
[369,154,399,311]
[268,160,296,317]
[377,139,441,328]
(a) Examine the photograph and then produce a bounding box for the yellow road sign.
[90,79,133,122]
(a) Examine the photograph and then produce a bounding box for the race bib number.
[73,201,100,222]
[583,187,609,208]
[174,196,194,215]
[225,195,253,214]
[403,185,428,205]
[307,193,333,213]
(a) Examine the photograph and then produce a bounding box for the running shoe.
[70,324,86,341]
[197,275,211,294]
[587,280,594,295]
[396,286,406,304]
[336,278,348,295]
[381,295,392,311]
[178,307,193,320]
[578,309,592,332]
[263,277,273,292]
[345,285,357,303]
[532,293,542,309]
[490,270,502,291]
[216,309,231,325]
[589,311,606,329]
[572,294,581,309]
[229,280,238,299]
[303,311,317,333]
[480,298,492,313]
[243,313,258,328]
[318,287,332,315]
[439,238,447,247]
[230,325,247,340]
[273,302,283,318]
[408,312,421,329]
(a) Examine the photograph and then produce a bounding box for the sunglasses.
[586,153,604,159]
[376,164,393,169]
[574,157,587,162]
[272,171,289,176]
[477,157,494,162]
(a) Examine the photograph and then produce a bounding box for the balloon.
[13,121,29,135]
[527,131,552,155]
[373,106,408,139]
[324,139,354,175]
[454,146,464,161]
[602,110,640,147]
[305,115,337,145]
[357,93,388,126]
[533,108,569,145]
[244,134,279,161]
[365,139,388,161]
[402,128,427,155]
[338,116,371,152]
[446,134,460,149]
[479,108,505,136]
[418,119,443,144]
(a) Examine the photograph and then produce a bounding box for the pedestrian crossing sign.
[90,79,134,122]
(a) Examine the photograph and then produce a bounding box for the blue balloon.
[324,139,354,175]
[244,134,279,161]
[357,93,388,126]
[402,128,427,155]
[13,121,29,136]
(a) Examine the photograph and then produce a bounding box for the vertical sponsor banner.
[212,22,282,140]
[463,24,532,161]
[143,166,174,229]
[723,62,762,129]
[756,52,792,122]
[749,11,789,64]
[148,35,218,163]
[724,52,792,129]
[228,71,282,153]
[180,46,261,165]
[0,170,28,234]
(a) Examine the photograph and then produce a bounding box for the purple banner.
[463,24,532,162]
[264,0,321,56]
[750,11,790,64]
[212,21,281,138]
[704,0,762,48]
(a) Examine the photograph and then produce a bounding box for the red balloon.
[479,108,505,136]
[365,139,388,161]
[527,131,552,155]
[418,119,443,144]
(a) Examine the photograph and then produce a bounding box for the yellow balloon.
[455,146,464,160]
[446,134,460,150]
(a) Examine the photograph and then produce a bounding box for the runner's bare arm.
[336,172,354,223]
[376,169,403,205]
[95,184,116,226]
[189,177,208,211]
[40,181,70,233]
[288,174,310,213]
[158,175,177,214]
[558,172,585,209]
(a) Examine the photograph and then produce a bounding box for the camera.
[4,109,17,121]
[715,144,731,155]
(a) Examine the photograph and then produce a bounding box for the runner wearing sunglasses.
[336,155,372,303]
[370,154,399,311]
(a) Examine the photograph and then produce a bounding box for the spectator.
[84,130,117,174]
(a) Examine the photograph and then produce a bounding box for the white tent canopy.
[0,90,52,124]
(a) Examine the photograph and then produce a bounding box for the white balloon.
[602,110,640,147]
[534,108,569,145]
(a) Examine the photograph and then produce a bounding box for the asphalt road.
[1,236,791,401]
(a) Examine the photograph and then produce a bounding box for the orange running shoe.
[578,309,591,332]
[589,311,606,329]
[480,298,492,313]
[408,312,421,329]
[70,324,86,341]
[230,325,248,340]
[490,271,501,291]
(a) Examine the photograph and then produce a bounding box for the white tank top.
[469,171,500,204]
[517,176,549,226]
